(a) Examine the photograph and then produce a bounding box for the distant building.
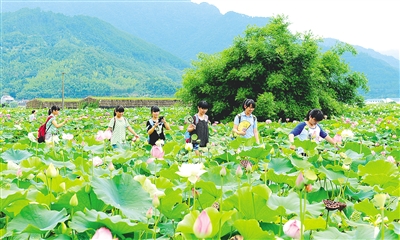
[1,95,15,105]
[365,98,400,104]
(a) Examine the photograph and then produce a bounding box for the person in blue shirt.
[288,109,337,152]
[232,99,260,144]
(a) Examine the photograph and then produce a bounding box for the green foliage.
[1,8,188,99]
[177,15,369,122]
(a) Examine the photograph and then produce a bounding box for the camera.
[158,116,164,123]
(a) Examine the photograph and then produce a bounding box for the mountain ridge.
[1,2,399,99]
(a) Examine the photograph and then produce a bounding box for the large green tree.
[176,15,368,122]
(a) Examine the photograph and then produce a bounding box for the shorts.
[193,143,199,151]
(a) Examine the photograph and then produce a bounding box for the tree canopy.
[176,15,369,122]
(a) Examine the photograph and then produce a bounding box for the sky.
[191,0,399,59]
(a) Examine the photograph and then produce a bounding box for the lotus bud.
[69,193,78,207]
[220,166,226,177]
[146,207,153,219]
[373,194,386,210]
[108,162,115,171]
[59,222,68,234]
[46,163,58,178]
[193,210,212,239]
[235,166,243,178]
[152,194,160,208]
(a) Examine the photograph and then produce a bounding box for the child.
[107,106,139,147]
[45,106,68,141]
[186,100,210,155]
[232,99,260,144]
[29,110,36,122]
[288,109,337,154]
[146,106,171,145]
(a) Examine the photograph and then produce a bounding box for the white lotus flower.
[185,142,193,151]
[7,161,20,170]
[28,132,37,142]
[92,156,103,166]
[176,163,207,184]
[341,129,354,140]
[15,125,22,130]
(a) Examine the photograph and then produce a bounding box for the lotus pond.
[0,104,399,239]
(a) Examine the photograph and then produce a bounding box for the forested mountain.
[2,1,399,99]
[1,8,189,99]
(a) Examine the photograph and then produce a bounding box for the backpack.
[37,116,53,143]
[184,114,208,145]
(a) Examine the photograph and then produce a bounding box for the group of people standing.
[37,98,339,153]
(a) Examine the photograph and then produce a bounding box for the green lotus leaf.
[0,186,28,213]
[318,166,346,181]
[267,169,296,186]
[290,158,314,169]
[158,188,188,220]
[70,208,150,236]
[304,216,326,230]
[233,219,275,239]
[1,149,32,163]
[267,192,325,217]
[91,173,152,221]
[358,159,398,176]
[341,142,371,156]
[239,146,270,160]
[388,222,400,234]
[313,226,353,239]
[225,186,278,222]
[354,199,380,216]
[268,157,293,173]
[344,187,375,201]
[7,204,68,234]
[107,150,136,164]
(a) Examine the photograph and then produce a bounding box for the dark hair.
[242,99,256,110]
[114,106,124,116]
[48,105,60,115]
[151,106,160,113]
[306,109,324,121]
[31,110,36,114]
[197,100,209,109]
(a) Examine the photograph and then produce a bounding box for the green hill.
[0,8,189,99]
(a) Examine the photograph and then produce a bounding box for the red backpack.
[37,116,53,143]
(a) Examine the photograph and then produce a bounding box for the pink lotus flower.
[62,133,74,140]
[265,119,272,124]
[91,227,116,240]
[283,219,303,239]
[95,131,105,141]
[333,134,342,144]
[386,156,395,163]
[151,145,164,159]
[103,130,112,140]
[16,168,22,178]
[179,125,184,130]
[193,210,212,239]
[92,156,103,166]
[295,172,304,189]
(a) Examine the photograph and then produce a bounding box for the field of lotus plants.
[0,103,399,239]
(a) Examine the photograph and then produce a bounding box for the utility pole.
[62,72,65,109]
